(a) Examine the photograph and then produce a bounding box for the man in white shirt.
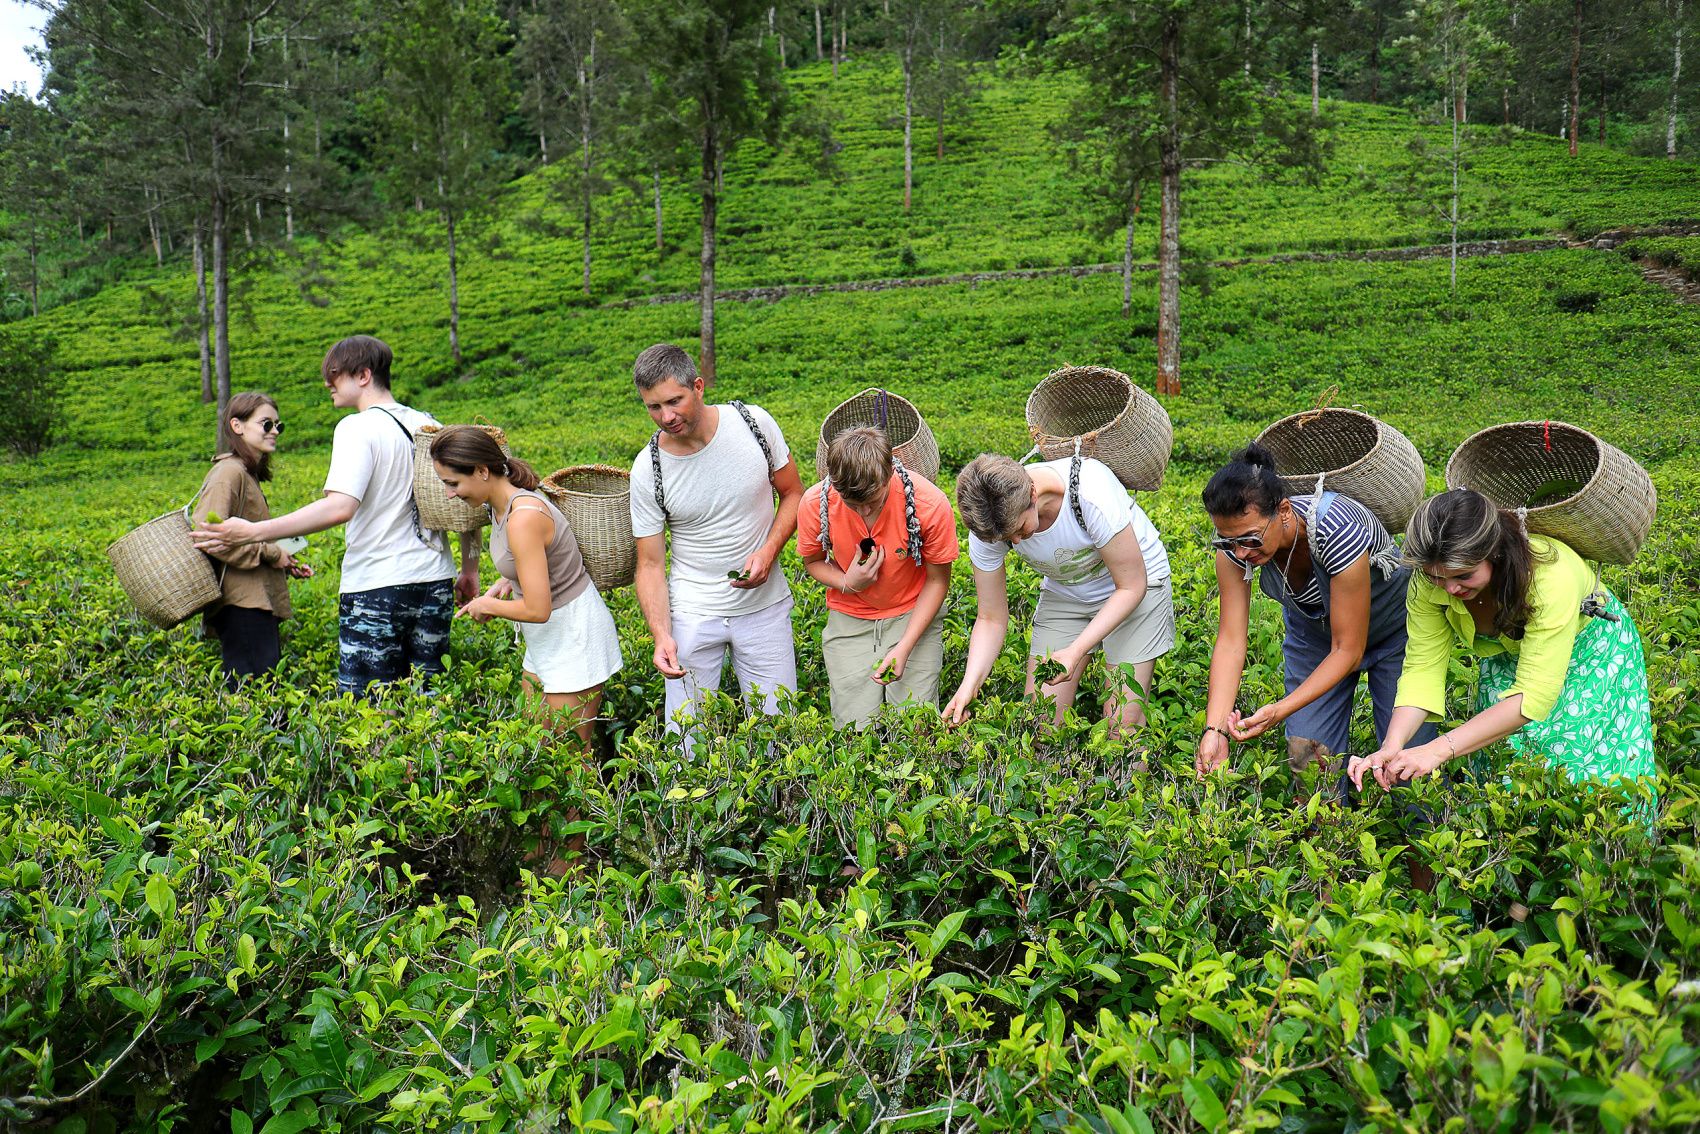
[628,343,804,740]
[194,336,480,696]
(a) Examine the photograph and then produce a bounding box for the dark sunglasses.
[257,418,284,436]
[1208,513,1274,552]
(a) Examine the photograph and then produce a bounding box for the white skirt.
[516,587,624,694]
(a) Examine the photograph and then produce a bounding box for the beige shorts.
[1029,579,1175,667]
[821,607,946,729]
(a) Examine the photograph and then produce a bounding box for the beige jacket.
[191,455,293,624]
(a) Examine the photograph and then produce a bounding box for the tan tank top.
[490,490,591,608]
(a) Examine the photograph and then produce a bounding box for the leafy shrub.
[0,325,57,456]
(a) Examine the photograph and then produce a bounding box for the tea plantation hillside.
[4,60,1700,1133]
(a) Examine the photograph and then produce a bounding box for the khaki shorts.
[1029,579,1175,667]
[821,607,946,729]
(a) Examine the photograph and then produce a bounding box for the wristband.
[1205,725,1232,742]
[1441,732,1456,761]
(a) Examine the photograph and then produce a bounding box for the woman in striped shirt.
[1195,443,1432,791]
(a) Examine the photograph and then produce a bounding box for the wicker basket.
[1444,421,1656,564]
[1255,408,1427,535]
[1024,366,1172,491]
[814,388,941,483]
[414,423,509,532]
[106,509,222,629]
[540,465,636,590]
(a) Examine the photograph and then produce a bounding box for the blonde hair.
[956,454,1033,541]
[824,427,892,504]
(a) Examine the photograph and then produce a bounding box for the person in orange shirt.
[798,427,959,728]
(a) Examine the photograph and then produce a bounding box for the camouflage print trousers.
[336,579,454,698]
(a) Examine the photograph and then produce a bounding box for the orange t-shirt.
[798,473,960,618]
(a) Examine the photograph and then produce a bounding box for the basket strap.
[375,407,441,549]
[818,476,833,560]
[731,400,776,480]
[1067,441,1087,532]
[648,432,671,526]
[894,458,922,562]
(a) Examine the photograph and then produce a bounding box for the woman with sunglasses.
[1347,489,1654,795]
[191,391,314,685]
[1195,443,1430,790]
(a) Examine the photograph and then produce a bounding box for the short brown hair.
[824,427,892,504]
[323,335,392,389]
[632,343,697,392]
[220,391,279,482]
[956,454,1033,542]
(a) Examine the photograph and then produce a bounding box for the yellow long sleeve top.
[1394,536,1596,723]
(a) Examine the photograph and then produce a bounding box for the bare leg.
[1287,736,1334,801]
[521,671,604,874]
[1103,658,1157,741]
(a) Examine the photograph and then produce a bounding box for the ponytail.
[1202,441,1288,517]
[430,425,537,489]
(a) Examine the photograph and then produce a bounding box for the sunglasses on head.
[1208,513,1274,552]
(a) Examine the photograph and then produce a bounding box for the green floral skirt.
[1476,590,1656,784]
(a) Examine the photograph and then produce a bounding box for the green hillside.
[5,59,1700,1132]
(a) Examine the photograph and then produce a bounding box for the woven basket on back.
[414,423,510,532]
[814,388,941,483]
[1255,408,1427,535]
[1444,421,1656,564]
[107,509,221,629]
[540,465,636,590]
[1024,366,1172,491]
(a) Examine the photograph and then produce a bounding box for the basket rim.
[1257,407,1393,484]
[104,506,193,556]
[1023,365,1138,444]
[819,387,927,449]
[1444,420,1606,517]
[542,464,633,499]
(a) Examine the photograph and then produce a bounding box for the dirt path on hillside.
[602,237,1570,309]
[1580,222,1700,304]
[605,225,1700,309]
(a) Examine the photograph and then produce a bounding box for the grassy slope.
[6,57,1700,681]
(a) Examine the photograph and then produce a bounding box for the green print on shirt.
[1044,546,1105,587]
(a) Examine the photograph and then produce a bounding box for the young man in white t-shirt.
[194,336,481,696]
[942,452,1174,739]
[627,343,804,740]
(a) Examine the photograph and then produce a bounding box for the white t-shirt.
[629,402,793,618]
[968,457,1170,605]
[323,403,456,594]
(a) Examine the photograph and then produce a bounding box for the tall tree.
[914,13,979,159]
[1669,0,1688,156]
[36,0,335,427]
[516,0,631,295]
[1390,0,1507,293]
[0,94,68,319]
[628,0,785,383]
[1054,0,1326,395]
[365,0,512,368]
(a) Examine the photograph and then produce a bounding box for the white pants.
[665,598,797,740]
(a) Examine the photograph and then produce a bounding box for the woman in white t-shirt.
[943,453,1174,737]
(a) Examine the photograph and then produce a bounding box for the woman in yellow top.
[1349,488,1655,791]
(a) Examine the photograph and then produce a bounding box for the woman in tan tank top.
[429,428,623,751]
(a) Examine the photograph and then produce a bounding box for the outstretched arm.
[193,491,359,554]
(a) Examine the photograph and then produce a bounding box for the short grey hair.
[633,343,698,392]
